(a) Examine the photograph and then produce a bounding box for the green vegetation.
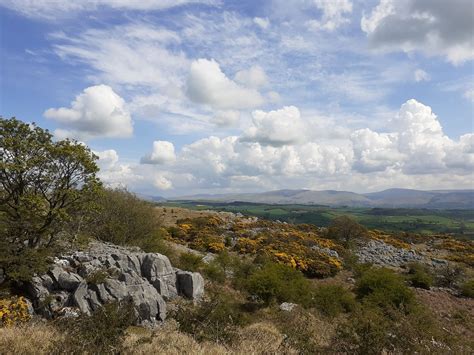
[327,215,368,247]
[0,118,100,281]
[173,288,248,343]
[243,262,313,306]
[406,262,434,289]
[87,188,167,252]
[461,279,474,298]
[355,267,415,311]
[312,284,356,317]
[166,201,474,238]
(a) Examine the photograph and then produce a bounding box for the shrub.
[406,263,433,289]
[202,262,226,283]
[333,305,389,355]
[88,188,163,248]
[460,279,474,298]
[174,289,248,343]
[177,252,204,272]
[333,303,447,354]
[312,284,356,318]
[355,267,415,311]
[57,299,136,354]
[435,264,464,288]
[244,262,313,306]
[0,246,53,282]
[0,297,31,326]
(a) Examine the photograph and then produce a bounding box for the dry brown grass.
[122,320,296,355]
[0,322,63,355]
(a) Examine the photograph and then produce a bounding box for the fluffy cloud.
[154,174,173,190]
[392,99,450,174]
[93,100,474,195]
[95,149,119,170]
[244,106,306,146]
[414,69,430,82]
[141,141,176,165]
[44,85,133,140]
[0,0,218,20]
[186,59,264,109]
[351,129,401,173]
[361,0,474,64]
[307,0,353,31]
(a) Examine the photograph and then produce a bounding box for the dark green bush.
[312,284,356,317]
[355,267,415,311]
[460,279,474,298]
[88,188,163,248]
[244,262,313,306]
[0,245,52,282]
[177,252,204,272]
[406,263,433,289]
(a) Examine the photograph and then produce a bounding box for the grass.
[163,201,474,238]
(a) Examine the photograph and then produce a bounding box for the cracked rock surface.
[24,241,204,324]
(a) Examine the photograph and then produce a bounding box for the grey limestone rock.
[176,271,204,300]
[24,241,204,324]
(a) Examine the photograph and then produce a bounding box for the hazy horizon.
[1,0,473,197]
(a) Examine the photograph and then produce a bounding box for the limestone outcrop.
[24,242,204,324]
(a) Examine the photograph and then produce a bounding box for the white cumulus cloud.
[186,59,265,110]
[44,85,133,140]
[243,106,306,146]
[141,141,176,165]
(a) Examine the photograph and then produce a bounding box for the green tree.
[0,117,100,280]
[327,215,368,247]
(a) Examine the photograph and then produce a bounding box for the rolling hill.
[171,188,474,209]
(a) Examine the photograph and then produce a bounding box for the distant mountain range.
[169,188,474,209]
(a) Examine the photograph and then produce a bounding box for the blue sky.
[0,0,473,196]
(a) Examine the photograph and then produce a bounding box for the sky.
[0,0,473,197]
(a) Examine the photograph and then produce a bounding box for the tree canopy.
[0,117,100,280]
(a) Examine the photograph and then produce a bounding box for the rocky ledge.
[24,242,204,324]
[356,240,448,268]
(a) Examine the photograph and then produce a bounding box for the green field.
[162,201,474,238]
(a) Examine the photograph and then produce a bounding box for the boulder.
[23,241,203,324]
[141,254,178,299]
[279,302,297,312]
[176,271,204,300]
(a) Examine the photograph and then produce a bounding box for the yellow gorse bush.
[0,297,31,327]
